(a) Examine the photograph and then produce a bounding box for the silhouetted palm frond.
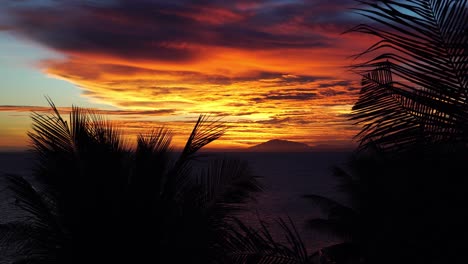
[0,222,34,253]
[1,175,64,263]
[221,217,312,264]
[28,99,129,201]
[6,175,58,231]
[181,115,226,158]
[303,194,356,240]
[137,127,172,154]
[132,127,173,197]
[196,159,262,211]
[330,166,359,196]
[0,221,62,264]
[349,0,468,152]
[2,100,263,264]
[165,115,226,200]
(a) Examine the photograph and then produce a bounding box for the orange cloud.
[0,0,375,150]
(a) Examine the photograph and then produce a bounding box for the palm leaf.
[306,218,353,239]
[330,165,359,195]
[349,0,468,152]
[163,115,226,200]
[2,175,64,263]
[180,115,226,158]
[221,217,311,264]
[6,175,59,232]
[133,127,173,195]
[313,242,360,264]
[195,158,262,211]
[86,109,127,153]
[0,222,34,250]
[303,194,355,219]
[6,100,267,263]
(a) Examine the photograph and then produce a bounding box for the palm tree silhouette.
[305,1,468,263]
[222,217,316,263]
[306,148,468,264]
[349,0,468,153]
[0,99,262,263]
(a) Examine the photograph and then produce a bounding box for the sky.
[0,0,376,150]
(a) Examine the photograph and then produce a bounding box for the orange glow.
[0,1,377,150]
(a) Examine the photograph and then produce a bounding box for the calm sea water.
[196,152,351,250]
[0,151,351,252]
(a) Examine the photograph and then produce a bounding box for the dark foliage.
[306,148,468,264]
[221,217,314,264]
[0,100,263,263]
[306,1,468,263]
[349,0,468,152]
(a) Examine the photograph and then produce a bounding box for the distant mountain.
[247,139,314,152]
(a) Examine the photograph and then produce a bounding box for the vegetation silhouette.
[305,1,468,263]
[221,217,316,263]
[307,147,468,264]
[0,99,267,263]
[350,0,468,153]
[0,100,321,264]
[2,0,467,263]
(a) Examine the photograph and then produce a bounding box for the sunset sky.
[0,0,375,150]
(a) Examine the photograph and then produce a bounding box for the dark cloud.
[199,111,259,117]
[1,0,359,62]
[319,88,347,96]
[318,80,353,88]
[0,105,176,116]
[337,113,353,118]
[255,116,292,125]
[45,59,327,87]
[117,101,193,107]
[266,93,317,100]
[225,102,249,107]
[347,86,361,92]
[255,115,310,125]
[136,86,190,94]
[253,90,318,102]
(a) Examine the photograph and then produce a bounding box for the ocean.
[0,151,351,253]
